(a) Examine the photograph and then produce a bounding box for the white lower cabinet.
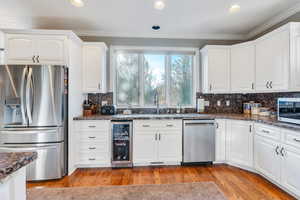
[133,120,182,166]
[254,135,281,183]
[281,145,300,197]
[226,120,253,168]
[215,119,226,162]
[133,131,157,164]
[74,120,111,167]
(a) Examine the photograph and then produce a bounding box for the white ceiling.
[1,0,300,40]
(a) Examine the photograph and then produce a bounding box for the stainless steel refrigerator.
[0,65,68,181]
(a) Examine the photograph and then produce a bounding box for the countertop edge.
[0,152,38,181]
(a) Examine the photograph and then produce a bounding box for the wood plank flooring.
[27,165,296,200]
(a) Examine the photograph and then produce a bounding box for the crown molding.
[75,30,246,40]
[246,2,300,39]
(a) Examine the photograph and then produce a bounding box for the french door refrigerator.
[0,65,68,181]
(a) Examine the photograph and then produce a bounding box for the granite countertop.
[74,113,300,132]
[0,152,37,181]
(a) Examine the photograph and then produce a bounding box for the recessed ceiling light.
[152,25,161,31]
[154,1,165,10]
[229,4,240,13]
[69,0,84,7]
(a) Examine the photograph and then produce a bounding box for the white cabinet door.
[157,132,182,163]
[35,36,66,65]
[215,119,226,162]
[290,23,300,91]
[281,145,300,197]
[133,132,157,164]
[201,46,230,93]
[227,120,253,168]
[6,34,35,64]
[82,43,107,93]
[255,28,289,92]
[231,42,255,93]
[254,135,281,183]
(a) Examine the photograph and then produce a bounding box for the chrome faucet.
[154,90,159,114]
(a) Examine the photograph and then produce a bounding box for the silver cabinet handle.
[88,125,96,128]
[270,81,273,89]
[209,84,212,91]
[32,56,35,63]
[155,133,157,141]
[0,48,4,51]
[266,81,270,89]
[166,124,173,127]
[216,122,219,129]
[252,83,254,90]
[89,158,96,161]
[275,146,280,155]
[89,147,96,150]
[36,55,40,63]
[294,138,300,143]
[159,133,161,141]
[88,136,96,139]
[142,125,150,127]
[249,125,252,133]
[98,83,101,90]
[280,148,285,157]
[262,129,270,134]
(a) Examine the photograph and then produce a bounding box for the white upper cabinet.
[5,34,67,65]
[226,120,253,168]
[35,35,67,65]
[289,23,300,91]
[201,46,230,94]
[230,41,255,93]
[82,42,107,93]
[255,25,290,92]
[5,34,35,64]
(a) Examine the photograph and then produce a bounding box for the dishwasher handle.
[184,120,215,126]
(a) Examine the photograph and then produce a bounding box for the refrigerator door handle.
[26,67,33,124]
[20,67,28,125]
[48,66,58,124]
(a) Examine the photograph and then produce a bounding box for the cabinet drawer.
[79,142,108,153]
[255,123,281,141]
[75,120,110,131]
[283,129,300,149]
[79,132,109,142]
[134,120,182,131]
[78,152,109,164]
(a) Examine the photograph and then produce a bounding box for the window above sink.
[111,46,199,108]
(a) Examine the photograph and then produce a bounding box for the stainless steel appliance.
[0,65,68,181]
[183,120,215,164]
[278,98,300,125]
[111,121,133,168]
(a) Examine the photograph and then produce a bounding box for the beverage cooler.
[111,121,133,168]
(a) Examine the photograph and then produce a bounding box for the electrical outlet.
[204,101,210,106]
[217,100,221,106]
[226,100,230,106]
[102,101,108,106]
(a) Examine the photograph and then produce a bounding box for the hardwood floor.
[27,165,295,200]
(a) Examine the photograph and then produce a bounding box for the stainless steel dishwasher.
[182,120,215,165]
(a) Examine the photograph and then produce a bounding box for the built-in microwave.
[278,98,300,125]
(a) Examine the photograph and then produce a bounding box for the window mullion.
[139,54,144,107]
[166,55,171,107]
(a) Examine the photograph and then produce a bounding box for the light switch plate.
[217,100,221,106]
[226,100,230,106]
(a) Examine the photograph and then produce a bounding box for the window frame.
[110,46,199,108]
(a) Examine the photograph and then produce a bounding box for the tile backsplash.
[197,92,300,114]
[87,92,300,114]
